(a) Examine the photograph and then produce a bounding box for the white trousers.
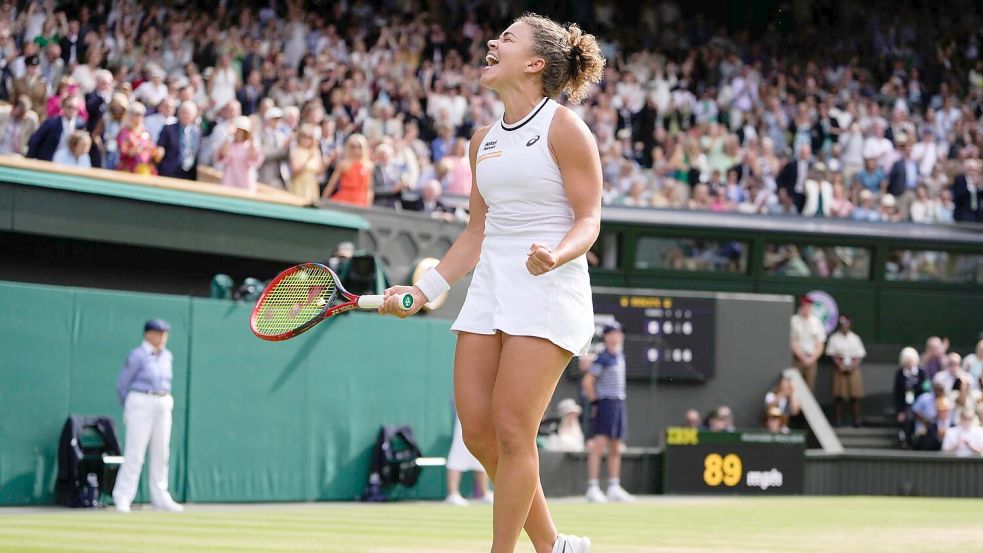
[112,392,175,505]
[446,417,484,472]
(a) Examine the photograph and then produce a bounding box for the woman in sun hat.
[217,115,264,192]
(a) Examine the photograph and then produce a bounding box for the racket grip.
[357,294,414,310]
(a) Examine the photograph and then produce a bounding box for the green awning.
[0,165,368,230]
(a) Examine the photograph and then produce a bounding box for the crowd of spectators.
[680,405,738,433]
[0,1,979,225]
[894,335,983,455]
[676,326,983,452]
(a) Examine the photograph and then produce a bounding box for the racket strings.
[253,267,337,336]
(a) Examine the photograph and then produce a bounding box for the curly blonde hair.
[518,14,606,104]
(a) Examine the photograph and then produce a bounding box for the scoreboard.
[662,428,806,495]
[586,289,716,382]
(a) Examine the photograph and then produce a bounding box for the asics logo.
[526,135,540,147]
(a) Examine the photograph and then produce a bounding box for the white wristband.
[414,267,450,303]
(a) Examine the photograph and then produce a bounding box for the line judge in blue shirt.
[112,319,183,513]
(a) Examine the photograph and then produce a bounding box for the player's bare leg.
[453,332,561,553]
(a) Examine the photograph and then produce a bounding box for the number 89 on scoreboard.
[662,427,805,495]
[703,453,742,487]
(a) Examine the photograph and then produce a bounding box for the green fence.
[0,281,456,505]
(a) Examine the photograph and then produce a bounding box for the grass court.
[2,496,982,552]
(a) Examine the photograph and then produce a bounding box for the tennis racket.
[250,263,413,341]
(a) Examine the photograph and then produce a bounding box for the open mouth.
[485,52,499,66]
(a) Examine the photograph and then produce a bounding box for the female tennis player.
[380,13,604,553]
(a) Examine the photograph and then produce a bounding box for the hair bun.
[566,25,587,74]
[517,14,605,105]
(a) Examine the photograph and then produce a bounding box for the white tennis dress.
[451,97,594,356]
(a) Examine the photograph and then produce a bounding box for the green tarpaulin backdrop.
[0,281,456,505]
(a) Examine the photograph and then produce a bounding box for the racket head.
[250,263,340,341]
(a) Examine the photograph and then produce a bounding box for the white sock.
[587,479,599,489]
[608,478,620,489]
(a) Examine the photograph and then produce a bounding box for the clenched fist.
[526,243,558,276]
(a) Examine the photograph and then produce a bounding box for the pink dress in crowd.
[219,141,265,193]
[445,155,472,196]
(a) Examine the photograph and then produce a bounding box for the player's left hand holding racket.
[250,263,417,341]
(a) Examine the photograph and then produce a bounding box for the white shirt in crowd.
[791,314,827,357]
[825,330,867,364]
[911,140,942,177]
[53,148,91,168]
[134,80,169,108]
[546,424,585,453]
[55,116,76,159]
[941,424,983,457]
[932,369,961,394]
[839,128,865,167]
[863,136,894,170]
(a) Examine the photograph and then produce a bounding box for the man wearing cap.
[112,319,183,513]
[790,296,826,390]
[12,54,48,121]
[825,315,867,427]
[583,321,634,503]
[156,101,200,180]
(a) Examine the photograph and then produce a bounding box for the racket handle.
[357,293,415,310]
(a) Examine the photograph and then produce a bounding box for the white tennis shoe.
[153,498,184,512]
[606,485,635,502]
[476,491,494,505]
[552,534,591,553]
[443,492,469,506]
[585,486,607,503]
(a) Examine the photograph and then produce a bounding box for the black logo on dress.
[526,135,540,147]
[483,140,497,151]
